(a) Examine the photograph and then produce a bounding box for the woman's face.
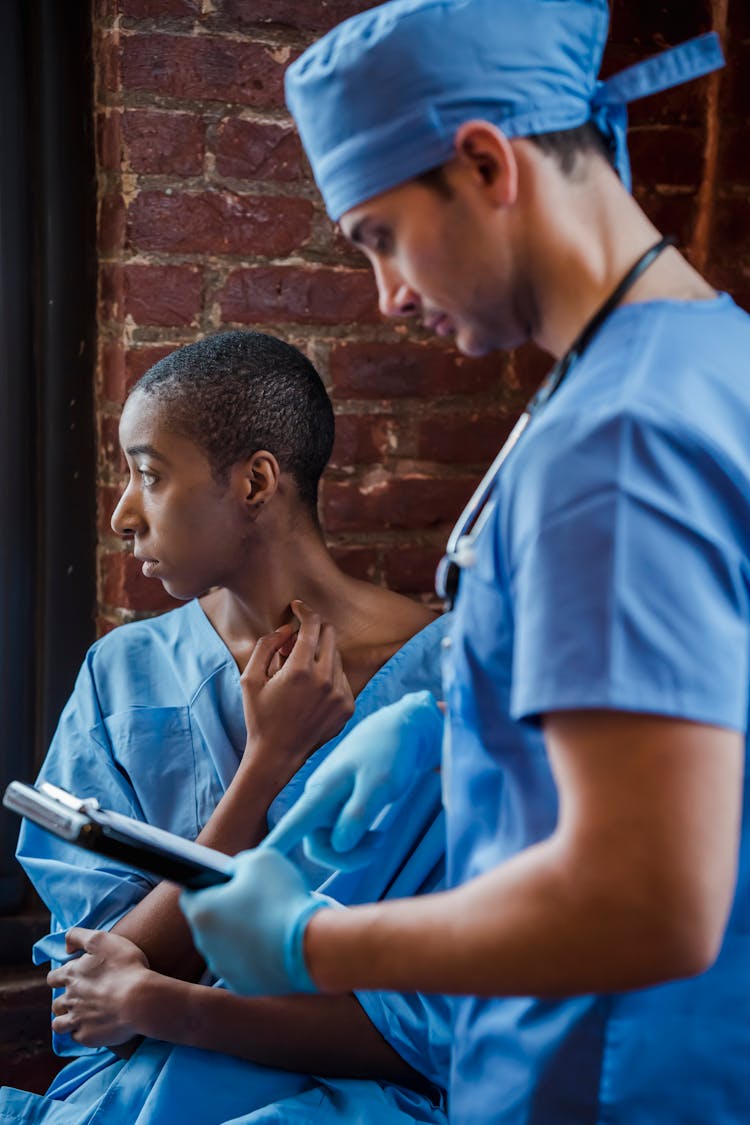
[111,391,252,601]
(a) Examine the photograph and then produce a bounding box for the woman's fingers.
[242,623,297,685]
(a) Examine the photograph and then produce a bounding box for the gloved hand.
[180,848,330,996]
[263,690,444,869]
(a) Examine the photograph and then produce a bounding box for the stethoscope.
[435,234,677,611]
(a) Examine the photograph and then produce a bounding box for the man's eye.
[138,469,158,488]
[372,232,392,254]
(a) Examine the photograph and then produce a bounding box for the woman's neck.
[199,528,436,692]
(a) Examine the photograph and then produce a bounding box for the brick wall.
[94,0,748,627]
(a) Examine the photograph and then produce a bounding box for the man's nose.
[375,262,419,318]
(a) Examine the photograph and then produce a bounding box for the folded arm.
[48,928,427,1087]
[114,606,354,980]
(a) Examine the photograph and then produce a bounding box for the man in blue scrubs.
[181,2,750,1121]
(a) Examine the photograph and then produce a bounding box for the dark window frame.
[0,0,97,959]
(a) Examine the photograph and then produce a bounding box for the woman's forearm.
[114,746,298,980]
[131,973,426,1085]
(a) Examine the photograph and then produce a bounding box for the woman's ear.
[236,450,280,515]
[453,120,518,207]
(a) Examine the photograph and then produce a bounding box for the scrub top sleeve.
[17,651,157,969]
[508,410,750,729]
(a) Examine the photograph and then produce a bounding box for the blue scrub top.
[10,603,451,1125]
[444,294,750,1124]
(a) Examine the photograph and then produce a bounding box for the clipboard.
[3,780,234,890]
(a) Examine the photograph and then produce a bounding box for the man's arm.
[304,712,742,996]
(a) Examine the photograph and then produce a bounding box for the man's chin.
[456,331,501,359]
[457,323,528,358]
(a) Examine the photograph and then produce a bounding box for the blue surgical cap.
[285,0,724,220]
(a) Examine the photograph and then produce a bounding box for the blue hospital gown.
[444,294,750,1124]
[1,603,450,1124]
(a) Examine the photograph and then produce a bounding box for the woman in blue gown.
[1,331,450,1124]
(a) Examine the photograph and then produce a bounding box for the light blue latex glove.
[180,848,330,995]
[263,690,444,870]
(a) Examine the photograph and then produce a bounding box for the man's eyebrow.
[125,443,169,463]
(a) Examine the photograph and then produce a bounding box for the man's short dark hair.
[415,120,615,193]
[133,330,335,519]
[526,120,615,174]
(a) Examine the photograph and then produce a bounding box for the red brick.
[98,483,124,538]
[601,42,710,127]
[103,342,175,402]
[101,550,180,613]
[330,341,503,399]
[97,111,122,172]
[118,0,201,15]
[125,344,174,384]
[99,193,127,254]
[100,264,125,323]
[706,267,750,314]
[94,0,115,20]
[633,189,698,249]
[219,266,379,325]
[416,413,514,465]
[628,125,705,188]
[330,414,398,467]
[127,191,313,256]
[712,196,750,265]
[120,33,287,107]
[98,413,126,476]
[382,544,444,595]
[122,109,204,175]
[98,31,122,98]
[122,263,203,326]
[321,473,478,533]
[721,37,750,123]
[718,125,750,186]
[328,546,379,582]
[100,339,127,402]
[607,0,713,50]
[126,344,175,385]
[96,614,120,638]
[223,0,374,32]
[509,343,553,400]
[214,118,306,182]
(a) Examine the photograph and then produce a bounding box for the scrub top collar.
[435,235,676,609]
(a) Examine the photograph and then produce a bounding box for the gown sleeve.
[17,647,159,970]
[507,408,750,727]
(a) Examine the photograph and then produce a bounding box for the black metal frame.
[0,0,96,935]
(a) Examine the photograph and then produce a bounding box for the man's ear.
[453,120,518,207]
[235,450,280,513]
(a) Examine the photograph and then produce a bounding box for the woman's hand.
[47,928,152,1048]
[240,599,355,773]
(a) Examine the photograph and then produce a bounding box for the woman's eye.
[138,468,158,488]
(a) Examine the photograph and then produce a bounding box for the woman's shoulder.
[342,588,444,695]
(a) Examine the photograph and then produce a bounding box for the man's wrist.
[286,898,333,992]
[301,898,356,994]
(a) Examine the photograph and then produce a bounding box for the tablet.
[3,781,234,889]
